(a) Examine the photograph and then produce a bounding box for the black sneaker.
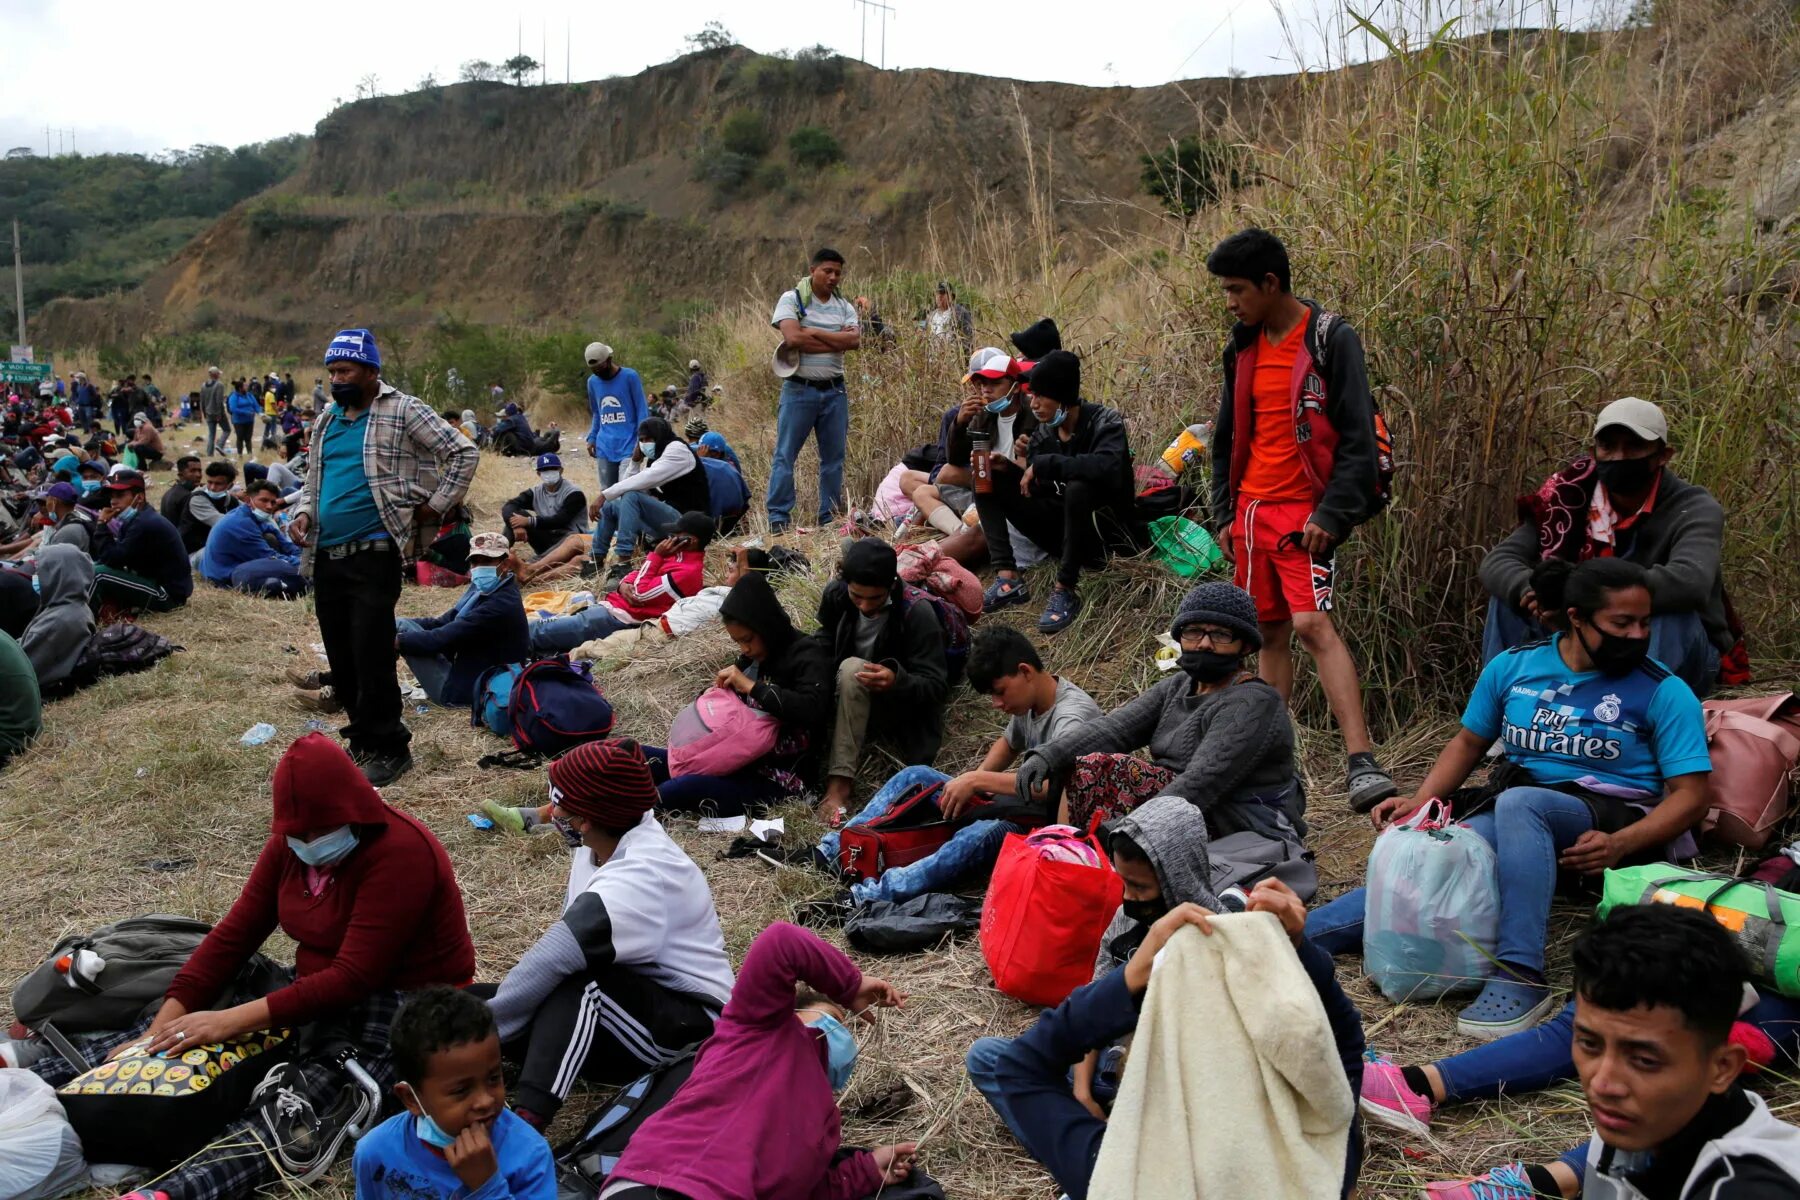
[358,750,414,787]
[605,561,632,585]
[578,558,600,580]
[251,1062,373,1183]
[1347,752,1399,813]
[793,890,855,929]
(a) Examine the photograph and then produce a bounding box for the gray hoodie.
[1094,796,1222,979]
[22,545,94,690]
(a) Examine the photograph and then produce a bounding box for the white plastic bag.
[0,1068,89,1200]
[1363,800,1500,1002]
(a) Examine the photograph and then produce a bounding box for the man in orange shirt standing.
[1205,229,1397,813]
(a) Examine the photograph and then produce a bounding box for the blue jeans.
[596,455,623,490]
[1482,595,1719,699]
[395,616,454,705]
[228,558,307,598]
[1304,787,1595,975]
[816,765,1013,903]
[529,606,635,656]
[640,744,793,819]
[765,378,848,527]
[590,490,681,562]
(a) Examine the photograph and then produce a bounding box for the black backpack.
[555,1052,699,1198]
[79,622,181,677]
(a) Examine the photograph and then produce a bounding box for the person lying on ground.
[20,543,94,694]
[816,537,950,823]
[634,568,835,821]
[89,468,192,616]
[1304,555,1712,1042]
[396,532,530,708]
[1204,227,1399,814]
[1481,395,1736,698]
[977,349,1139,635]
[477,739,734,1131]
[816,624,1101,904]
[603,921,916,1200]
[4,732,476,1198]
[0,628,41,770]
[588,417,711,583]
[1014,582,1308,842]
[200,479,307,597]
[966,879,1364,1200]
[529,511,715,656]
[354,986,555,1200]
[501,452,589,556]
[1421,904,1800,1200]
[178,459,239,555]
[158,455,203,523]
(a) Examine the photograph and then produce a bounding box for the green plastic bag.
[1148,516,1223,578]
[120,447,139,471]
[1597,864,1800,998]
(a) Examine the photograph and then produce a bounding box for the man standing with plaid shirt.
[288,328,478,786]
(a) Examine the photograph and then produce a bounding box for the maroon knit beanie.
[547,739,659,827]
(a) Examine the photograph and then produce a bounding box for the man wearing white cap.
[1480,396,1733,695]
[583,341,648,495]
[683,357,708,410]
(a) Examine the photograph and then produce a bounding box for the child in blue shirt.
[354,987,556,1199]
[1304,557,1711,1043]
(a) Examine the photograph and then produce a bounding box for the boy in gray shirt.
[818,626,1102,904]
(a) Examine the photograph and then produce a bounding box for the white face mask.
[538,470,561,486]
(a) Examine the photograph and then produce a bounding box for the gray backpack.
[11,915,282,1035]
[1206,831,1320,903]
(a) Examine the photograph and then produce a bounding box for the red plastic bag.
[980,813,1123,1006]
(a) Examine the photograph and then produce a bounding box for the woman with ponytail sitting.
[1304,557,1713,1042]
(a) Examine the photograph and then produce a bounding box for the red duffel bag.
[838,781,955,884]
[980,813,1123,1007]
[1701,694,1800,851]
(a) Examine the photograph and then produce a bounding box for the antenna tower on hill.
[852,0,895,69]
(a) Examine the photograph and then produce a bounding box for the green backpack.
[1598,864,1800,998]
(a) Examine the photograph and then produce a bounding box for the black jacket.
[719,575,833,783]
[1024,402,1137,526]
[946,400,1041,471]
[817,579,950,766]
[395,576,530,707]
[501,483,589,554]
[97,507,192,604]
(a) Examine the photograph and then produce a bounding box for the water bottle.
[240,722,277,746]
[971,433,994,495]
[1161,421,1213,476]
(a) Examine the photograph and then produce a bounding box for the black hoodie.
[720,574,833,772]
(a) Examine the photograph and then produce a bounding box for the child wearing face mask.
[355,987,555,1199]
[396,532,530,706]
[602,921,917,1200]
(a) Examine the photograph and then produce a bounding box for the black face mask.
[1595,456,1658,495]
[1122,897,1169,926]
[329,381,366,408]
[1178,649,1243,684]
[1578,625,1651,677]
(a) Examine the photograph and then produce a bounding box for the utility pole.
[851,0,895,69]
[12,218,26,348]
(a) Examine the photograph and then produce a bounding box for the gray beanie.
[1169,582,1262,649]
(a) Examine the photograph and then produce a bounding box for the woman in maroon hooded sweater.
[21,732,475,1200]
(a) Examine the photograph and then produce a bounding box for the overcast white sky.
[3,0,1613,158]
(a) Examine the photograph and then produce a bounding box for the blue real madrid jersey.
[1461,635,1711,796]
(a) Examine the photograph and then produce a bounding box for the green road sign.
[0,361,51,383]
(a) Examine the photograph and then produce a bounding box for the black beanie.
[839,537,898,587]
[675,510,717,546]
[1010,317,1062,361]
[1028,350,1081,405]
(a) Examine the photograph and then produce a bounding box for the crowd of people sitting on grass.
[0,225,1790,1200]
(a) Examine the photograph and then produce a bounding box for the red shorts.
[1232,497,1335,623]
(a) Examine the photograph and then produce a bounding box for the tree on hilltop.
[504,54,540,86]
[686,21,734,53]
[460,59,499,83]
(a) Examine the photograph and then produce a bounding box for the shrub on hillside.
[1139,137,1244,219]
[719,110,772,158]
[793,45,847,91]
[788,126,843,169]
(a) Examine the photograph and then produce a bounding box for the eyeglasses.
[1176,627,1238,649]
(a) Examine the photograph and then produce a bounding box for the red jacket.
[165,733,475,1027]
[605,549,704,621]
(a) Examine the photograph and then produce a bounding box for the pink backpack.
[667,687,781,778]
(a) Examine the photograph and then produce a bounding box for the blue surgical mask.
[984,387,1015,414]
[287,825,358,867]
[116,503,139,523]
[78,480,102,497]
[469,565,502,593]
[402,1084,459,1148]
[204,487,230,500]
[805,1012,859,1092]
[638,440,657,460]
[1042,405,1069,429]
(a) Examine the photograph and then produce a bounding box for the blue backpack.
[470,663,525,737]
[699,456,751,535]
[507,657,616,757]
